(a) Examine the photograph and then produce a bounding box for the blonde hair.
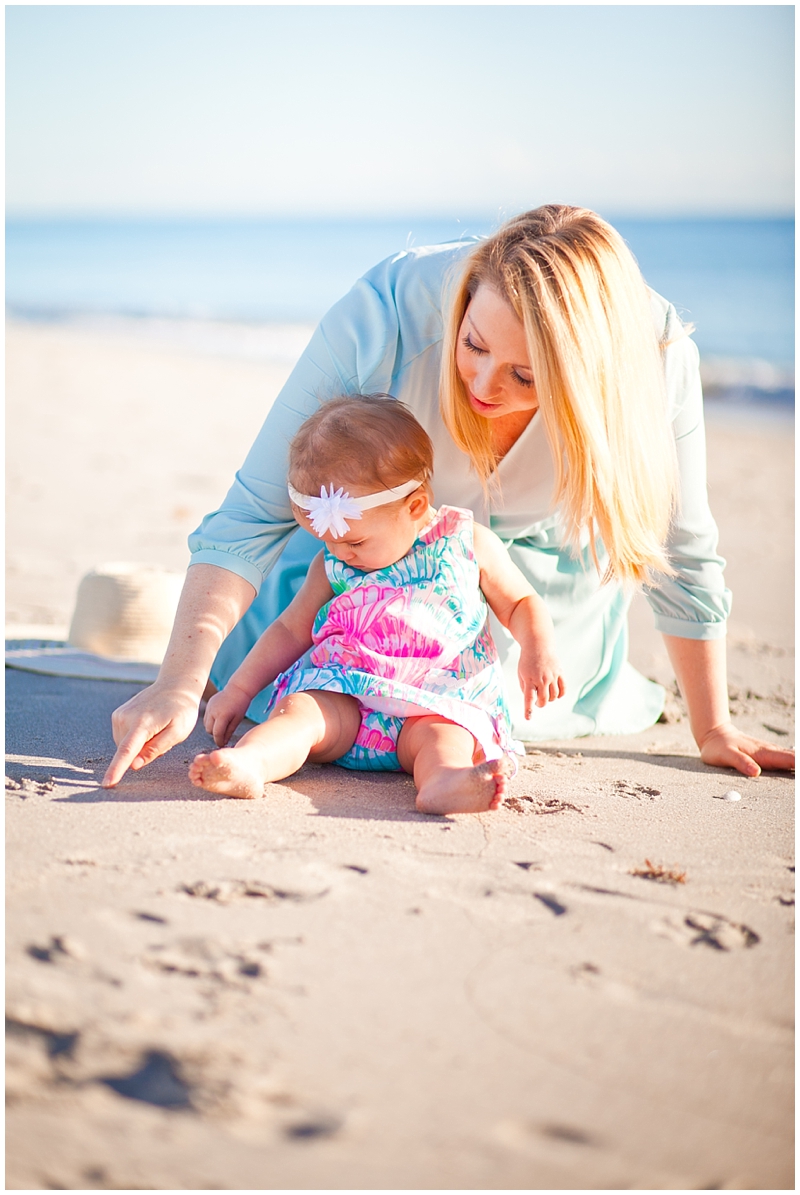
[289,393,433,498]
[440,205,678,585]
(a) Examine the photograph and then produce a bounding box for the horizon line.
[6,207,795,225]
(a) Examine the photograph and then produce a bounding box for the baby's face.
[292,488,430,572]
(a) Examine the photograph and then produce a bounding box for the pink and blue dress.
[266,506,516,771]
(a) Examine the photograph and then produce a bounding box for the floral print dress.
[266,507,516,769]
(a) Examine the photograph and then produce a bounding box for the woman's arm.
[664,635,794,776]
[646,307,792,775]
[101,564,257,787]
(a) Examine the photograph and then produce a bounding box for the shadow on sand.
[10,669,786,819]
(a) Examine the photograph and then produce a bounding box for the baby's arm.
[472,523,565,717]
[204,551,333,745]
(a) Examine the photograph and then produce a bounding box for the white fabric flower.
[302,485,363,539]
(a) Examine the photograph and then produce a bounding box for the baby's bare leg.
[397,715,515,815]
[189,691,361,799]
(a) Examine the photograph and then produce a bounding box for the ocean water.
[5,215,794,402]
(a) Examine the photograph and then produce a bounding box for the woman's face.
[455,284,538,419]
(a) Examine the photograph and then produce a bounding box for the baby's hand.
[518,647,566,718]
[203,684,252,747]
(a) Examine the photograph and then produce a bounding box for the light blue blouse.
[189,240,731,740]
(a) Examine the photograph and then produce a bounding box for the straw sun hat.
[6,563,185,683]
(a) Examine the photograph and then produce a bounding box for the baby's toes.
[189,754,209,781]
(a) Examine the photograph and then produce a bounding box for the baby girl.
[190,395,564,814]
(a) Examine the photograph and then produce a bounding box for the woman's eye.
[512,370,534,388]
[462,334,485,355]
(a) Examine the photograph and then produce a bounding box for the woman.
[102,205,794,787]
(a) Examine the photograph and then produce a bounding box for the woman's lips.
[468,391,499,414]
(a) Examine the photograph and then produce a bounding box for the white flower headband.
[287,479,422,539]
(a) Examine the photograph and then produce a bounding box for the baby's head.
[288,394,434,571]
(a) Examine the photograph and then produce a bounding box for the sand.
[5,318,795,1190]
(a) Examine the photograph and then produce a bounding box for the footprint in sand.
[24,934,123,988]
[492,1116,601,1155]
[143,937,269,986]
[533,892,569,917]
[284,1116,342,1141]
[7,1018,82,1108]
[6,775,55,797]
[505,795,584,815]
[179,879,329,904]
[26,934,86,963]
[6,1017,80,1060]
[612,780,662,800]
[100,1050,192,1109]
[654,910,760,951]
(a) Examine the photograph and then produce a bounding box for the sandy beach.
[6,318,794,1190]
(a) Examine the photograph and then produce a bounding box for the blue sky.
[6,4,794,217]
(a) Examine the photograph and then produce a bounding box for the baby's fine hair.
[289,394,434,496]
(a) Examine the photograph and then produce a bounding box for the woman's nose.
[471,358,499,399]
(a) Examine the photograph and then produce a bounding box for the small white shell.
[718,789,742,802]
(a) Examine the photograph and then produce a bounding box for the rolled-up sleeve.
[187,272,404,591]
[644,309,732,639]
[187,242,468,590]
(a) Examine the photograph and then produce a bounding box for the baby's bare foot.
[189,749,267,800]
[415,755,516,815]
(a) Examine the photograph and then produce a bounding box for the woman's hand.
[101,564,258,788]
[698,721,795,778]
[663,635,795,777]
[204,683,253,748]
[101,681,202,787]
